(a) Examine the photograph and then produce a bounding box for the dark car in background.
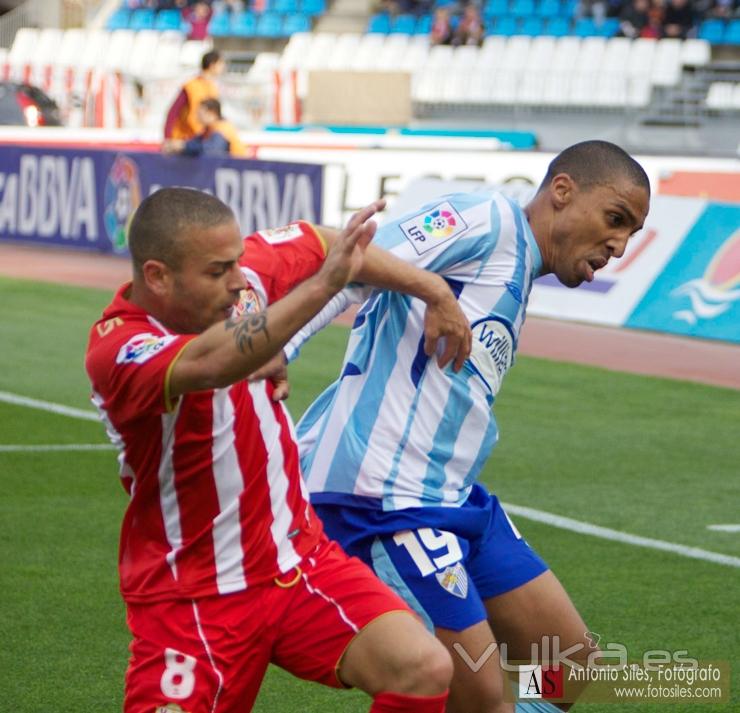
[0,81,62,126]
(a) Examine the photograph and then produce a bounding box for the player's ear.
[550,173,575,211]
[141,259,173,297]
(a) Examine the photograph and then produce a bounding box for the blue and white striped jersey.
[295,191,542,511]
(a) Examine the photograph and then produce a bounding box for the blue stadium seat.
[520,15,543,35]
[154,9,183,31]
[232,10,258,36]
[698,19,725,44]
[573,17,597,36]
[256,11,284,36]
[129,8,155,30]
[562,0,579,16]
[544,16,569,35]
[725,19,740,44]
[301,0,327,17]
[209,11,232,36]
[483,0,509,19]
[367,12,391,33]
[283,12,311,33]
[416,13,432,34]
[598,17,619,36]
[106,8,130,31]
[274,0,298,14]
[491,15,518,35]
[537,0,561,18]
[510,0,535,18]
[391,14,417,34]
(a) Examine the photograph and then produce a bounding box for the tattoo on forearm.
[225,313,269,354]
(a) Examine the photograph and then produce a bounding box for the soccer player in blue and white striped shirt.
[291,141,650,713]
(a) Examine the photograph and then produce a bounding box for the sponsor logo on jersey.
[435,562,469,599]
[231,288,261,318]
[258,223,304,244]
[116,333,176,365]
[468,317,514,396]
[400,202,468,255]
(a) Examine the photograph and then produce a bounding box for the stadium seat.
[8,27,38,66]
[209,11,232,36]
[180,39,213,69]
[391,14,417,34]
[128,30,160,77]
[705,81,733,109]
[304,32,337,70]
[274,0,298,13]
[520,16,544,36]
[510,0,535,18]
[627,37,656,80]
[537,0,561,19]
[375,33,411,69]
[33,28,63,68]
[301,0,327,17]
[283,12,311,34]
[491,16,518,35]
[681,39,711,67]
[725,20,740,45]
[79,30,110,69]
[106,8,130,31]
[598,18,619,37]
[256,12,285,37]
[232,11,258,37]
[151,32,184,79]
[544,16,569,36]
[104,30,136,72]
[483,0,509,19]
[698,19,724,44]
[154,9,183,31]
[399,35,430,72]
[279,31,313,68]
[574,18,597,36]
[368,13,391,33]
[129,9,155,31]
[416,14,432,34]
[651,38,682,87]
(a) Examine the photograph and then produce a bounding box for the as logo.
[401,202,468,256]
[154,705,190,713]
[116,333,176,365]
[518,665,564,700]
[104,154,141,254]
[258,223,304,244]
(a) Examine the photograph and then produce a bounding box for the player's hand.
[317,200,386,295]
[423,282,472,372]
[248,352,290,401]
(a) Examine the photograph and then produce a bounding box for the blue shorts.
[312,484,549,632]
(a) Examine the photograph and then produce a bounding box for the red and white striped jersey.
[85,222,327,603]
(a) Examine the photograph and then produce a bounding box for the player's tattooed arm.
[224,313,270,355]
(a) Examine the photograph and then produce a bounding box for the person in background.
[430,6,454,45]
[182,0,214,40]
[163,98,250,158]
[662,0,695,38]
[453,3,485,46]
[163,49,224,142]
[617,0,650,38]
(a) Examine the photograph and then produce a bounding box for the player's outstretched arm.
[317,223,472,372]
[167,203,381,398]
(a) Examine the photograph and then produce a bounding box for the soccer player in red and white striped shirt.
[85,187,472,713]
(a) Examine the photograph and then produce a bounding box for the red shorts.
[124,537,411,713]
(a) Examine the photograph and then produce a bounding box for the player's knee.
[395,636,453,695]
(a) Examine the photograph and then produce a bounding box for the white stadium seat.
[706,82,734,110]
[680,39,711,67]
[104,30,136,72]
[327,33,362,70]
[651,38,682,87]
[179,39,212,71]
[128,31,161,78]
[8,28,38,66]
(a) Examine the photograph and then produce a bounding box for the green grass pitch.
[0,276,738,711]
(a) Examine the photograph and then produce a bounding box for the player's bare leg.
[339,610,453,710]
[485,570,599,711]
[436,620,514,713]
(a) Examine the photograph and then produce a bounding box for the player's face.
[168,220,246,333]
[551,176,649,287]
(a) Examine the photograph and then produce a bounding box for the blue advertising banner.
[626,203,740,343]
[0,146,323,254]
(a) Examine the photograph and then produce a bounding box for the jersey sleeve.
[86,323,196,419]
[372,193,498,277]
[239,221,327,304]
